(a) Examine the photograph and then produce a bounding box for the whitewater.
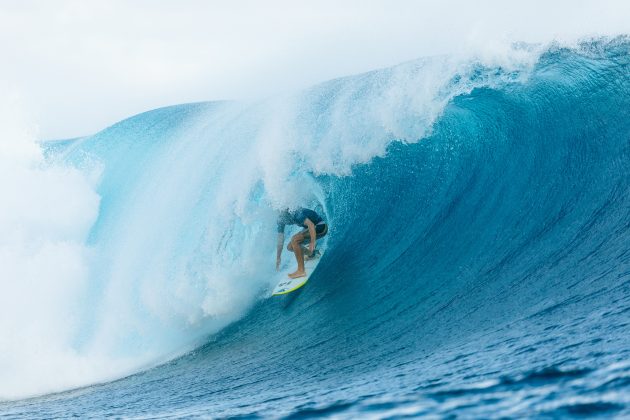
[0,37,628,418]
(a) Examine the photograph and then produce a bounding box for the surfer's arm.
[276,233,284,270]
[304,218,316,254]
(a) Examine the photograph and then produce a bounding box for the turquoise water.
[1,37,629,418]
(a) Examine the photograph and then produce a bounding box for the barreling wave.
[1,37,628,417]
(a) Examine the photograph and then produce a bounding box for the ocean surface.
[1,37,629,418]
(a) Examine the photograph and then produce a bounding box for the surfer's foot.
[305,249,320,260]
[288,270,306,279]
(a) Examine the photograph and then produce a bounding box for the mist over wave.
[0,37,628,417]
[0,95,100,398]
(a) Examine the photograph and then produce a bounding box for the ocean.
[1,37,628,418]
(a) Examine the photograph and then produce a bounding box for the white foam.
[0,92,103,399]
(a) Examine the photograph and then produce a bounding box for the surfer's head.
[277,208,291,222]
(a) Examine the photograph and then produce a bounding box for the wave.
[0,36,628,406]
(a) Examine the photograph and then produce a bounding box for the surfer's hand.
[309,242,315,255]
[276,257,281,271]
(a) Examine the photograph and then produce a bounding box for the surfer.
[276,207,328,278]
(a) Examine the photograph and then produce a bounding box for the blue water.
[2,37,629,418]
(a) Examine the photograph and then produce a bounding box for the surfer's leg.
[288,232,307,278]
[303,224,326,260]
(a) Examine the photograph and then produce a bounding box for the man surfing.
[276,207,328,278]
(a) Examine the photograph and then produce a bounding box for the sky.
[0,0,628,139]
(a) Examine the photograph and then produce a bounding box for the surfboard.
[272,249,325,295]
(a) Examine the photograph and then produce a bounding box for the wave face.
[1,38,629,417]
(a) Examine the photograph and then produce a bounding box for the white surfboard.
[272,249,325,296]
